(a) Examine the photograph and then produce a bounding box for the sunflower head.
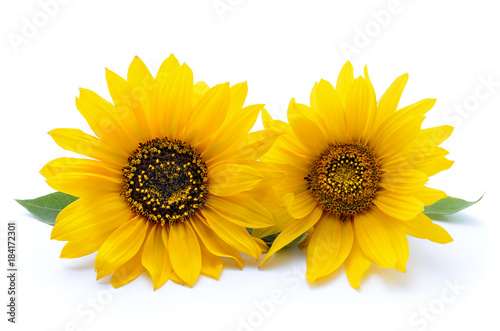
[305,142,381,218]
[42,55,279,289]
[259,61,454,288]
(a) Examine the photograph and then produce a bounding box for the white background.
[1,0,499,330]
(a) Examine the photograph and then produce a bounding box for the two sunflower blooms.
[36,55,457,289]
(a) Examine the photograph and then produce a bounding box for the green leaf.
[16,192,78,226]
[423,195,483,217]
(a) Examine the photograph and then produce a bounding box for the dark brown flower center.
[121,138,208,225]
[305,143,380,218]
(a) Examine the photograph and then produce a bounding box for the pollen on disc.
[121,138,209,225]
[305,143,380,218]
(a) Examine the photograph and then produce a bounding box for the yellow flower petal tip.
[261,61,454,288]
[43,55,277,288]
[305,273,319,284]
[96,271,108,281]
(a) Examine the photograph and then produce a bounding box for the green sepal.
[260,232,307,248]
[260,233,278,246]
[16,192,78,226]
[423,194,483,218]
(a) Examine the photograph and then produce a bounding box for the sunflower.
[41,55,278,289]
[259,61,454,288]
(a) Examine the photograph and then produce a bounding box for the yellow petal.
[371,114,424,159]
[199,242,223,280]
[105,68,151,142]
[126,56,155,127]
[95,217,149,278]
[203,104,263,160]
[273,171,308,197]
[306,215,354,282]
[375,99,437,156]
[190,217,243,269]
[51,195,133,241]
[379,170,428,195]
[360,67,377,141]
[336,61,354,105]
[142,224,172,290]
[46,172,122,198]
[253,237,269,253]
[110,246,146,288]
[344,77,376,141]
[251,205,297,239]
[401,213,453,244]
[243,160,285,187]
[184,82,230,146]
[259,145,311,171]
[208,163,263,197]
[193,81,210,105]
[168,271,188,286]
[168,220,201,287]
[382,147,451,176]
[41,157,121,179]
[53,197,81,225]
[373,190,424,221]
[374,73,408,129]
[48,128,128,166]
[205,194,274,228]
[201,206,262,259]
[416,155,454,177]
[127,56,154,90]
[157,64,194,140]
[261,107,284,131]
[397,98,436,118]
[344,236,371,289]
[310,79,346,143]
[377,214,409,272]
[259,206,323,267]
[396,125,453,170]
[227,81,248,118]
[60,231,113,258]
[353,208,397,268]
[76,89,137,153]
[150,54,180,137]
[283,191,318,219]
[416,125,454,148]
[155,54,180,82]
[288,100,327,155]
[415,186,447,206]
[207,129,283,167]
[261,108,310,156]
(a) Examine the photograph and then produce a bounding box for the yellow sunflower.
[41,55,278,289]
[259,61,454,288]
